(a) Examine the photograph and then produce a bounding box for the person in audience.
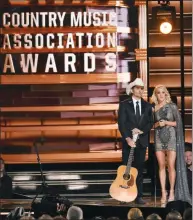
[151,85,192,207]
[183,207,192,220]
[107,217,120,220]
[53,216,66,220]
[0,157,12,199]
[165,210,182,220]
[38,214,53,220]
[184,143,192,195]
[66,205,83,220]
[91,216,106,220]
[127,208,144,220]
[146,213,162,220]
[20,216,35,220]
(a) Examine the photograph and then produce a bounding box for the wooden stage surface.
[0,196,163,214]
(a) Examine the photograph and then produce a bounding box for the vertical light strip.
[139,4,148,98]
[117,4,131,90]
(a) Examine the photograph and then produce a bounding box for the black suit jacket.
[118,96,153,148]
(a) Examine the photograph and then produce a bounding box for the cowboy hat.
[126,78,144,95]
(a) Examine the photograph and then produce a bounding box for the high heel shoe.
[161,190,168,208]
[168,190,175,202]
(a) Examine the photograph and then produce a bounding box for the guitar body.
[109,165,138,202]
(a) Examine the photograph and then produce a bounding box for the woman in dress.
[151,85,191,207]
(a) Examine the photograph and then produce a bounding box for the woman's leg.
[156,151,167,204]
[167,150,176,201]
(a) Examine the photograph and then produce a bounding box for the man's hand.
[126,137,136,148]
[132,128,143,135]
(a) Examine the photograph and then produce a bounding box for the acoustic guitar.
[109,134,138,202]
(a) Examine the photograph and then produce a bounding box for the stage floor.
[0,196,163,212]
[73,196,163,208]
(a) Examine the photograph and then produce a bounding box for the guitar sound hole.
[123,174,130,180]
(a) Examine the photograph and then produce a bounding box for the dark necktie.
[136,101,140,123]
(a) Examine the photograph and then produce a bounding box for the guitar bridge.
[119,185,129,189]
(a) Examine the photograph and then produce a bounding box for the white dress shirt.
[132,97,142,115]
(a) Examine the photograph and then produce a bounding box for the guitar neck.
[125,147,135,175]
[125,134,139,175]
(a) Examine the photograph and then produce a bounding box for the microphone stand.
[30,138,73,217]
[34,140,48,191]
[31,139,49,208]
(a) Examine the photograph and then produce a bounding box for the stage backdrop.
[0,0,140,164]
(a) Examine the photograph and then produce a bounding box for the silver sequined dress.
[154,102,192,205]
[155,103,176,151]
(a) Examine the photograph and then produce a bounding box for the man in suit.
[184,143,192,195]
[118,78,153,204]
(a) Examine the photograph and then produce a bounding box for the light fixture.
[152,1,176,34]
[160,21,172,34]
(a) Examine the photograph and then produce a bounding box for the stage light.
[46,174,81,180]
[160,21,172,34]
[152,1,176,34]
[13,175,32,181]
[67,184,88,190]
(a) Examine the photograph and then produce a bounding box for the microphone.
[39,137,45,145]
[34,137,46,145]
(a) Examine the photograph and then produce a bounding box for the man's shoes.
[135,197,146,205]
[119,201,127,205]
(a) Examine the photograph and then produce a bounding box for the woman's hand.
[154,122,159,128]
[159,120,166,127]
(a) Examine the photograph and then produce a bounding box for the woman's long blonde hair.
[151,85,171,105]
